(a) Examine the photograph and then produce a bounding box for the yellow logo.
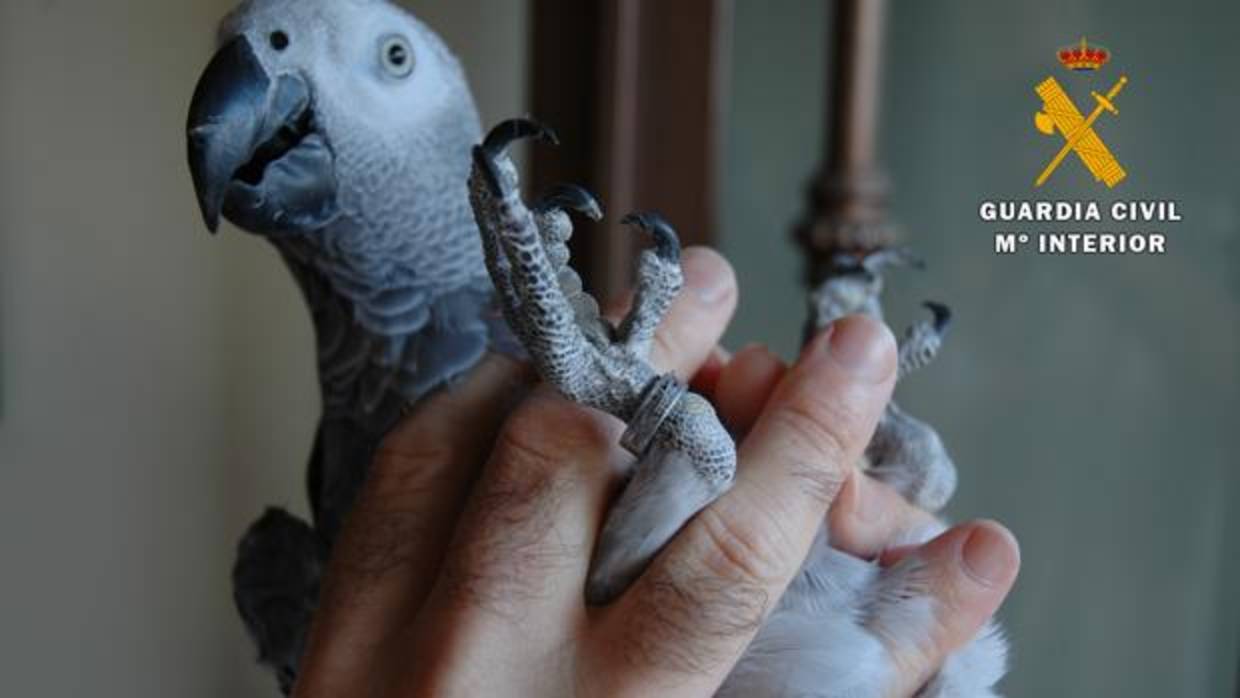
[1033,41,1128,188]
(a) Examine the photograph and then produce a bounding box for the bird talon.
[481,117,559,157]
[474,118,559,198]
[533,183,604,220]
[922,300,952,333]
[621,211,681,262]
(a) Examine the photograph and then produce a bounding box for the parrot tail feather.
[233,507,325,695]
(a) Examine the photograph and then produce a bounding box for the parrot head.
[186,0,481,238]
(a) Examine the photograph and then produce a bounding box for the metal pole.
[794,0,894,286]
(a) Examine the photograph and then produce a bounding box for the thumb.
[878,520,1020,696]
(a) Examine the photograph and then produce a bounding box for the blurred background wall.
[722,1,1240,696]
[0,0,1235,696]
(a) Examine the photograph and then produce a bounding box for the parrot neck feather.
[275,197,494,428]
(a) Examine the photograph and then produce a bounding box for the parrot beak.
[187,35,334,235]
[187,36,271,232]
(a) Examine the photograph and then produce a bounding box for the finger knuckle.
[324,503,426,599]
[370,438,459,498]
[694,506,789,588]
[619,564,769,677]
[440,397,600,610]
[769,390,854,455]
[475,437,568,533]
[496,393,611,474]
[442,460,572,610]
[788,457,848,508]
[442,520,566,612]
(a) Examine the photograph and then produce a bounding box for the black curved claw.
[475,118,559,196]
[621,211,681,262]
[922,300,953,333]
[481,117,559,157]
[533,183,604,220]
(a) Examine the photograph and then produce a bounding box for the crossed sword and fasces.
[1034,74,1128,187]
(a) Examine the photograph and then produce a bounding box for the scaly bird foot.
[898,300,952,379]
[468,119,736,605]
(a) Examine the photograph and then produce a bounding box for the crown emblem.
[1058,37,1110,71]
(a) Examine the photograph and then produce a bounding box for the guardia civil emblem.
[1033,37,1128,188]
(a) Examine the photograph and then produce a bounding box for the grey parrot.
[186,0,1007,694]
[186,0,504,691]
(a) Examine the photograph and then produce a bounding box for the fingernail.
[825,316,895,383]
[682,248,733,305]
[961,522,1017,587]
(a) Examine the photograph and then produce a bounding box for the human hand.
[699,338,1020,697]
[292,247,1019,697]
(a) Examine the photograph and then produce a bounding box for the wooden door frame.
[528,0,732,300]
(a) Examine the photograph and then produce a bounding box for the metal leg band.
[619,373,686,456]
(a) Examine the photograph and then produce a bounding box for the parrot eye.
[379,35,414,78]
[270,31,289,51]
